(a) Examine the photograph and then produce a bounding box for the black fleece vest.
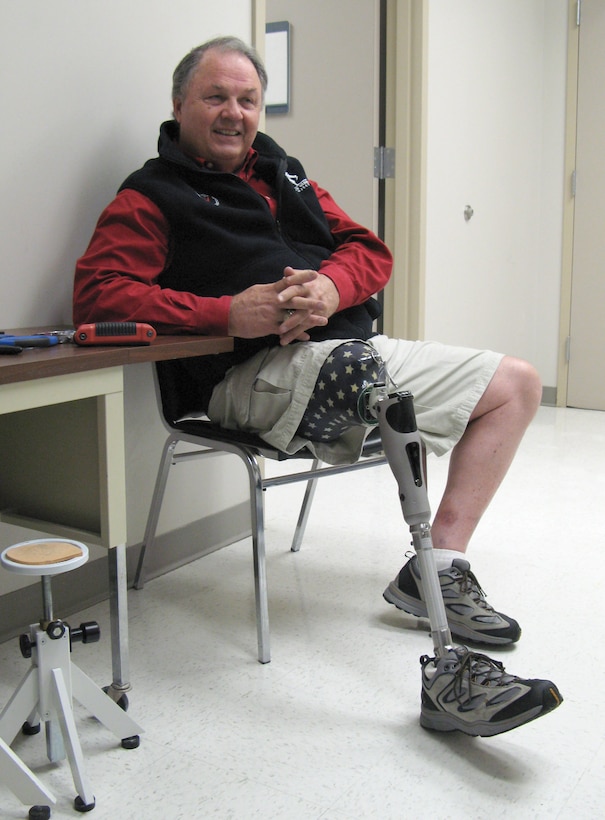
[119,124,379,413]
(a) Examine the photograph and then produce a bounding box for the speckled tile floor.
[1,406,603,819]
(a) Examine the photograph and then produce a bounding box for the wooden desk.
[0,331,233,699]
[0,331,233,385]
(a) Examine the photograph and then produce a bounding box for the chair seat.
[172,417,384,462]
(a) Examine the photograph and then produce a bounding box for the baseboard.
[126,502,251,584]
[542,386,557,406]
[0,502,250,645]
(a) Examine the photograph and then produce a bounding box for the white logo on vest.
[285,172,311,193]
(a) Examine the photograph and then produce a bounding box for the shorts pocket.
[248,378,292,431]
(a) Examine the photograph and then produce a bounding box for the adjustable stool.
[0,539,142,815]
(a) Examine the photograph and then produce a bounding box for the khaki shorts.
[208,336,503,465]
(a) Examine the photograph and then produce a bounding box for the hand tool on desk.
[44,329,76,343]
[0,334,59,348]
[71,322,156,345]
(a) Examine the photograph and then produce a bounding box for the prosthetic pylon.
[369,388,456,658]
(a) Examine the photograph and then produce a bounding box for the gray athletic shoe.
[383,555,521,646]
[419,648,562,736]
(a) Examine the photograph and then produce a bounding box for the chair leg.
[239,449,271,663]
[291,459,321,552]
[133,437,179,590]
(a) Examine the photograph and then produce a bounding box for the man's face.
[173,49,263,173]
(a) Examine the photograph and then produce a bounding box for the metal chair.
[133,357,387,663]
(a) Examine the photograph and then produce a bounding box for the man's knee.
[494,356,542,415]
[474,356,541,422]
[504,356,542,410]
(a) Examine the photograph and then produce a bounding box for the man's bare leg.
[430,356,542,552]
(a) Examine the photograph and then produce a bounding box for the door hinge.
[576,0,582,26]
[571,169,577,197]
[374,146,395,179]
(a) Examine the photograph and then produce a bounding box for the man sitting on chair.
[73,36,562,737]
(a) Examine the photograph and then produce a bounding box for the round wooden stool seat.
[1,538,89,576]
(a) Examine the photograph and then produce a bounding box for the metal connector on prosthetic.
[370,389,456,658]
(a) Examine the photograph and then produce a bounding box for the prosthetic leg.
[365,385,562,735]
[368,387,456,658]
[297,344,562,735]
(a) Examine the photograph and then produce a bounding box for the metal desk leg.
[107,544,131,701]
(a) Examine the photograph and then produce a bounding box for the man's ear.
[173,98,182,122]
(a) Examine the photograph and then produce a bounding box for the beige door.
[567,0,605,410]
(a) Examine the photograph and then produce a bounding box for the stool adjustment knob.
[69,621,101,647]
[19,632,33,659]
[46,619,66,640]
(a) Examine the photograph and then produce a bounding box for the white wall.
[424,0,568,388]
[0,0,252,329]
[0,1,253,555]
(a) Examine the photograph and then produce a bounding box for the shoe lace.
[456,567,495,613]
[404,550,495,613]
[454,650,516,700]
[421,649,517,706]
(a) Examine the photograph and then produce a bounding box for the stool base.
[0,735,55,808]
[0,621,142,812]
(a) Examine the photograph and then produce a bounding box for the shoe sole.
[420,703,543,737]
[383,581,517,647]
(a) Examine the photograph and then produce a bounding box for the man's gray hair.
[172,36,268,104]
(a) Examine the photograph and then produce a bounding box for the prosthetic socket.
[296,342,455,657]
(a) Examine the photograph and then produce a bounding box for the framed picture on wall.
[265,21,290,114]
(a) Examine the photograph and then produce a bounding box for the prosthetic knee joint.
[365,385,456,658]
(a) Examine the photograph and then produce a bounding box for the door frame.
[557,0,579,407]
[252,0,267,130]
[382,0,427,341]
